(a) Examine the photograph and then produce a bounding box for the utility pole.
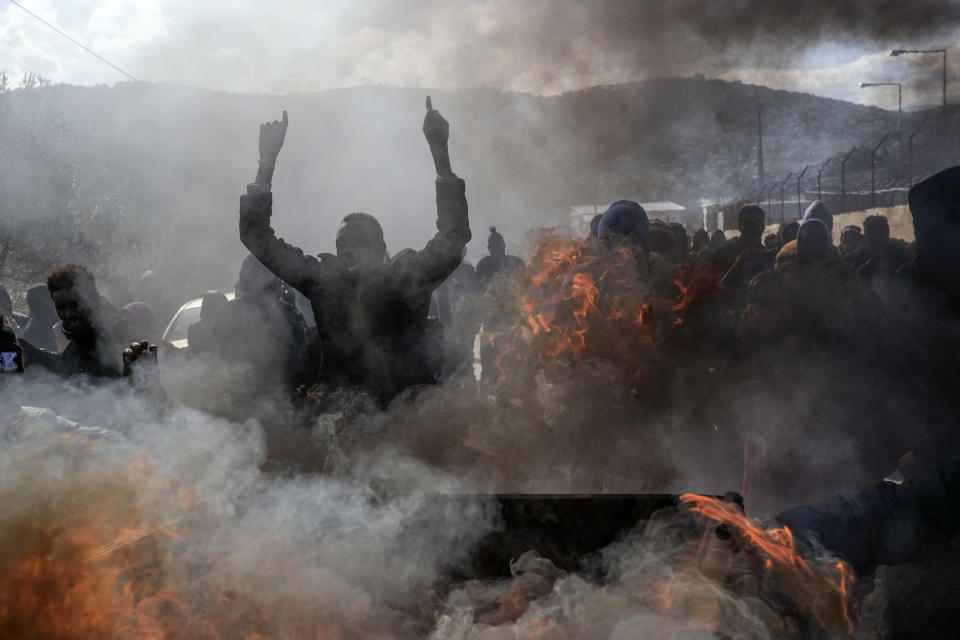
[757,104,765,189]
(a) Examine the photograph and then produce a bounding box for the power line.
[6,0,138,82]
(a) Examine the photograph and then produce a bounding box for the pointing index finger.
[282,110,288,127]
[426,96,432,111]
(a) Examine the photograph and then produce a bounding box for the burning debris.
[3,58,960,637]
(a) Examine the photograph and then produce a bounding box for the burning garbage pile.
[0,393,860,640]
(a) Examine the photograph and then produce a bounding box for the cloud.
[724,43,960,109]
[1,0,959,100]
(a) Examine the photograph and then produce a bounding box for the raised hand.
[423,96,454,178]
[123,340,157,377]
[259,110,289,165]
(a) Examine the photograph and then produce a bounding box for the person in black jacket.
[19,264,127,378]
[211,255,310,398]
[238,98,470,406]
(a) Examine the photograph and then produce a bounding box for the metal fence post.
[796,165,810,218]
[871,134,890,208]
[840,147,857,213]
[780,172,793,223]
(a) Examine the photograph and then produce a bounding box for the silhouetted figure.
[597,200,650,249]
[0,315,24,373]
[433,258,482,376]
[476,227,525,284]
[691,228,710,253]
[134,270,174,329]
[802,200,834,241]
[121,301,161,345]
[709,229,727,251]
[212,255,310,398]
[21,283,58,352]
[187,290,229,354]
[589,213,604,239]
[839,224,865,265]
[710,205,766,273]
[669,222,689,255]
[239,99,470,406]
[777,220,800,247]
[909,167,960,308]
[0,284,25,331]
[855,215,912,281]
[19,264,127,378]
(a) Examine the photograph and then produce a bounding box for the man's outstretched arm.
[239,111,322,295]
[409,96,471,288]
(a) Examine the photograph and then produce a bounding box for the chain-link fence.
[735,114,958,225]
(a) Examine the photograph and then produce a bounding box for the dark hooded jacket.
[907,166,960,307]
[239,177,470,405]
[777,455,960,575]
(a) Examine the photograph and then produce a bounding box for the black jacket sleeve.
[239,192,324,297]
[776,456,960,574]
[400,176,471,289]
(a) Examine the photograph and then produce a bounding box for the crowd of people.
[2,101,960,616]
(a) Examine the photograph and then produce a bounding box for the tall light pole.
[860,82,902,133]
[892,48,947,165]
[757,104,765,189]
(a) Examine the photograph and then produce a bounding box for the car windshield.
[163,306,202,343]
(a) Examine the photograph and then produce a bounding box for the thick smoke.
[0,373,499,638]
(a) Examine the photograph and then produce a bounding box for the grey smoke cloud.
[3,0,959,95]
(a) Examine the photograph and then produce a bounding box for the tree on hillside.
[0,73,146,284]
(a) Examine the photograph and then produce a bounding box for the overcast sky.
[3,0,960,110]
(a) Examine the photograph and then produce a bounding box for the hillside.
[0,76,928,290]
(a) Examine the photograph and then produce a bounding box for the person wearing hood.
[775,201,839,268]
[21,283,58,352]
[802,200,834,240]
[238,99,470,406]
[908,166,960,308]
[476,226,525,285]
[19,264,127,378]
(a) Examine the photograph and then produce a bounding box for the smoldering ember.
[4,3,960,639]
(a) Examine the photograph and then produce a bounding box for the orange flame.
[679,494,856,635]
[504,232,721,393]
